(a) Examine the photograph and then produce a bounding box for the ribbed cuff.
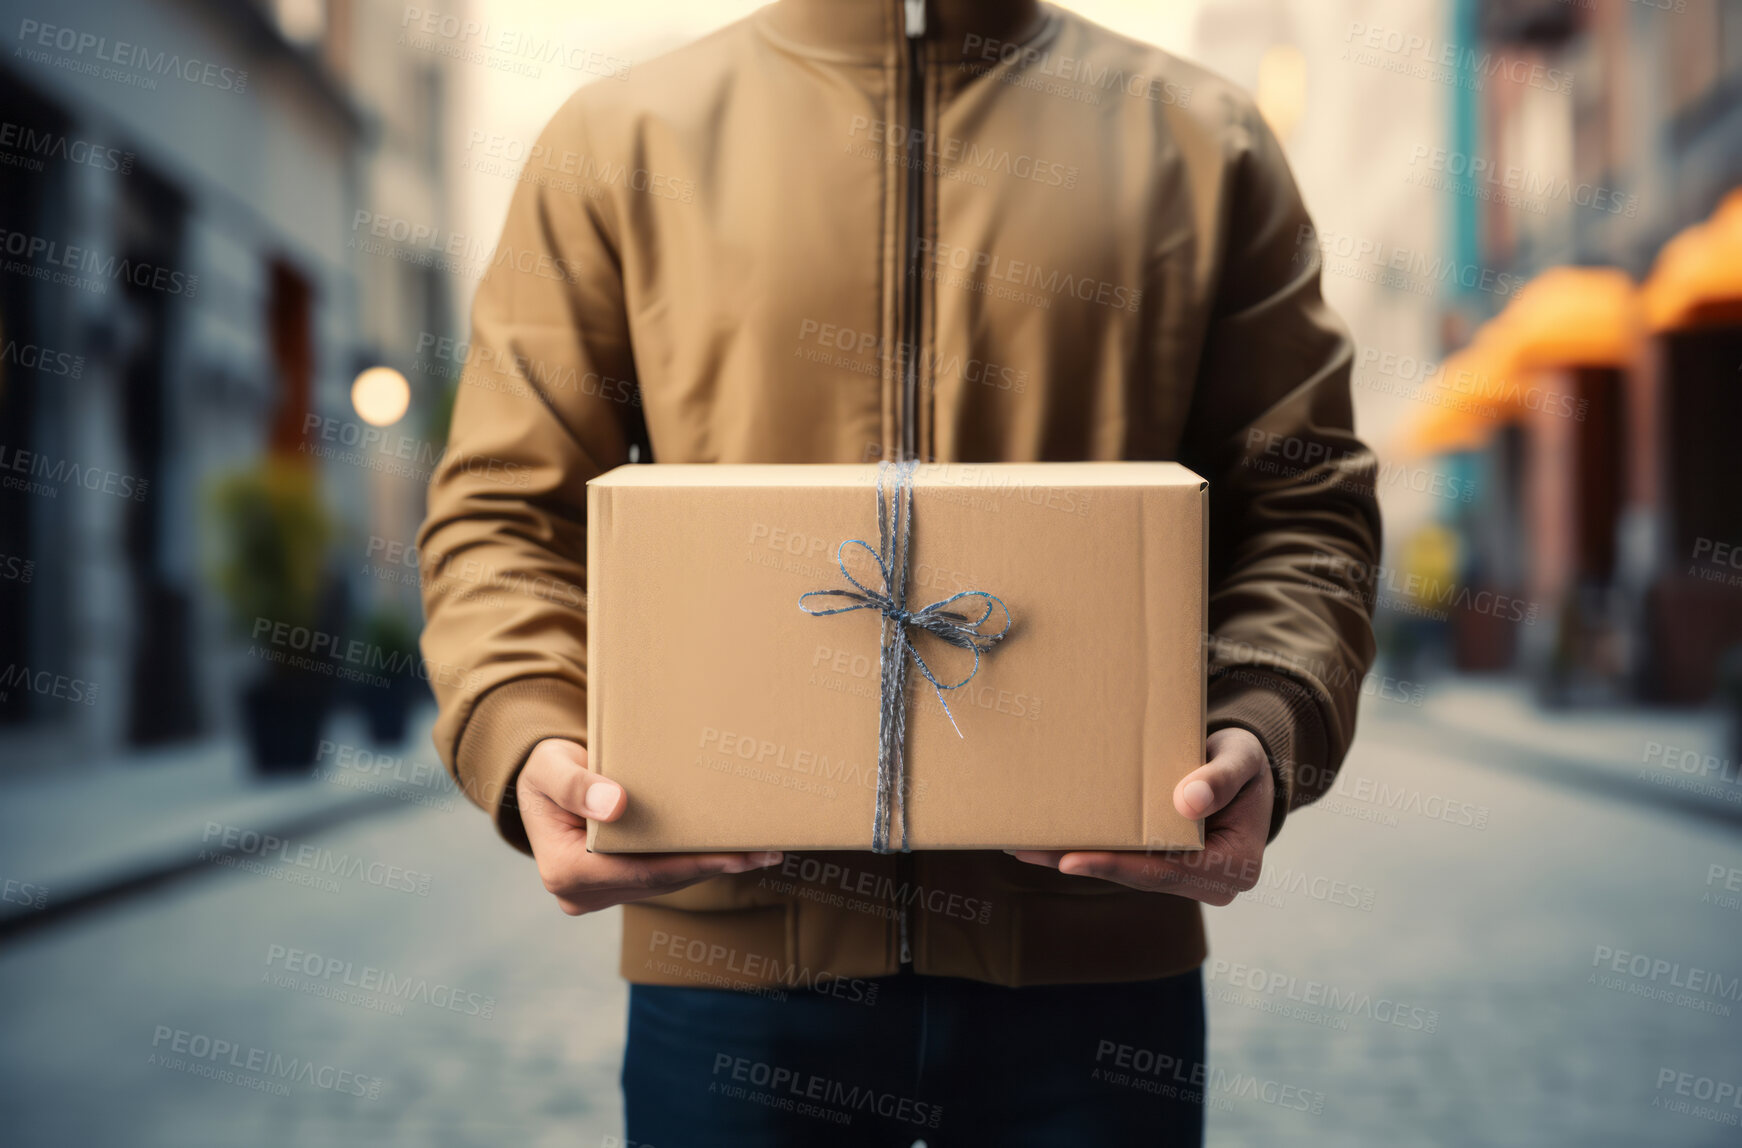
[453,677,590,856]
[1206,668,1328,843]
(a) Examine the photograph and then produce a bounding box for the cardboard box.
[586,462,1205,852]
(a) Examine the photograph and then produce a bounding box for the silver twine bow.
[799,459,1013,853]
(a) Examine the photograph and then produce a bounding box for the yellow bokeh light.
[351,366,410,427]
[1255,43,1307,143]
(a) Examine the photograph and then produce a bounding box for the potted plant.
[208,460,335,773]
[354,606,426,745]
[1720,645,1742,767]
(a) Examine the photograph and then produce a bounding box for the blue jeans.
[622,968,1206,1147]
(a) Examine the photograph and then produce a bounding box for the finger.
[523,789,596,893]
[598,850,785,888]
[607,852,785,906]
[1016,850,1172,889]
[532,805,780,903]
[1060,850,1255,905]
[1056,851,1195,892]
[535,832,780,900]
[1198,773,1272,859]
[561,849,782,893]
[538,755,627,823]
[1124,850,1255,904]
[1173,742,1265,819]
[1144,781,1273,903]
[1055,851,1151,882]
[551,850,783,909]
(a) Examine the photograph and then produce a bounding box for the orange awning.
[1396,394,1497,459]
[1498,267,1639,369]
[1642,189,1742,332]
[1393,335,1516,457]
[1394,267,1639,459]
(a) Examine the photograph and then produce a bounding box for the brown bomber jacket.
[417,0,1381,989]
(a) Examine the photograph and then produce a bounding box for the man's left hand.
[1008,727,1273,905]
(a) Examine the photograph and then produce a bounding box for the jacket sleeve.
[417,97,639,854]
[1178,105,1382,843]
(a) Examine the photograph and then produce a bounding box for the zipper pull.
[898,906,913,965]
[904,0,925,39]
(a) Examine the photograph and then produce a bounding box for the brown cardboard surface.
[586,462,1205,852]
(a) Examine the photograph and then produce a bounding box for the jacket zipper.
[895,0,925,969]
[898,0,926,466]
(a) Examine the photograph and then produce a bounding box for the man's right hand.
[517,738,782,916]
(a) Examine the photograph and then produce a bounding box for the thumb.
[525,739,626,822]
[1173,730,1266,819]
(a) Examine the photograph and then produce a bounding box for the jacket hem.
[454,676,590,856]
[1207,667,1330,842]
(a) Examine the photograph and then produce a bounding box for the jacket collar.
[761,0,1048,63]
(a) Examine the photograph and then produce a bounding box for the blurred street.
[2,689,1738,1148]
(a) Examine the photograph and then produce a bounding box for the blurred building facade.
[1185,0,1457,704]
[1410,0,1742,705]
[0,0,458,767]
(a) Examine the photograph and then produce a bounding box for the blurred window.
[417,66,442,174]
[1570,367,1622,585]
[1571,32,1608,185]
[1722,0,1742,79]
[1662,329,1742,560]
[1668,0,1721,115]
[0,73,72,730]
[267,262,315,456]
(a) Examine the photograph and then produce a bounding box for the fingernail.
[1182,779,1214,815]
[582,781,621,818]
[751,851,783,868]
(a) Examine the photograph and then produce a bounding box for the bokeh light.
[350,366,411,427]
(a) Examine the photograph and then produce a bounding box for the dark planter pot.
[1720,647,1742,767]
[241,675,332,774]
[360,676,419,746]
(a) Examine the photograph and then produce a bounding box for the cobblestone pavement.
[1204,700,1742,1146]
[2,697,1739,1146]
